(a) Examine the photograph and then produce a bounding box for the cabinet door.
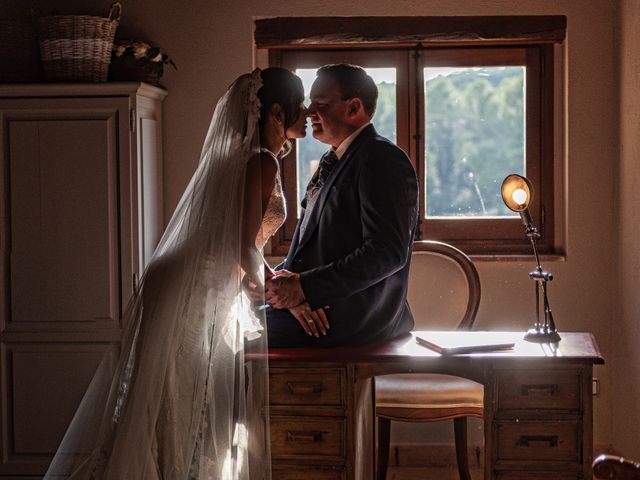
[0,97,131,475]
[8,119,121,328]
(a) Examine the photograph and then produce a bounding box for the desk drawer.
[270,369,344,406]
[272,466,346,480]
[271,416,346,461]
[496,371,581,411]
[496,420,580,463]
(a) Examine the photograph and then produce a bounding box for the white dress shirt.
[333,122,371,160]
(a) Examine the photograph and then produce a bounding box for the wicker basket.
[110,62,160,86]
[36,2,122,82]
[0,20,42,83]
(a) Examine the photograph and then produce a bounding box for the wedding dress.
[44,69,278,480]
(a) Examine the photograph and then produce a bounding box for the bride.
[44,67,306,479]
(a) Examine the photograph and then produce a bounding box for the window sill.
[266,252,567,266]
[468,253,566,262]
[266,256,286,268]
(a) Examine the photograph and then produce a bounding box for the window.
[257,16,564,256]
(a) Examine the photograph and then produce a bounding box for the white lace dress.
[101,155,287,480]
[44,70,275,480]
[256,149,286,249]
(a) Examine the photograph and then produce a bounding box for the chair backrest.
[407,240,481,331]
[593,454,640,479]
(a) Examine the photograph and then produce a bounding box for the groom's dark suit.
[267,125,419,347]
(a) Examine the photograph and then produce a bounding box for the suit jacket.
[283,125,419,346]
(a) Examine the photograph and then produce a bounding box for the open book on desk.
[415,332,516,355]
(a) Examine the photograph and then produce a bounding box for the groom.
[265,64,418,347]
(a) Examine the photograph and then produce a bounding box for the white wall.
[9,0,625,452]
[613,0,640,459]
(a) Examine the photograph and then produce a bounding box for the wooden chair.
[375,240,482,480]
[593,454,640,479]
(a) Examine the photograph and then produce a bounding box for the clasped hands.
[264,270,304,309]
[266,270,329,338]
[243,270,329,337]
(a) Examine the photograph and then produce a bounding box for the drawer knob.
[521,383,559,396]
[516,435,559,448]
[286,381,323,395]
[287,430,323,443]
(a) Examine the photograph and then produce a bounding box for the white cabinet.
[0,83,165,477]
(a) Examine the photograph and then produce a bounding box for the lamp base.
[524,328,562,343]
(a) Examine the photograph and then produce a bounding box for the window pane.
[424,66,525,218]
[295,68,397,214]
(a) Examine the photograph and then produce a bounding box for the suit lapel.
[294,125,377,254]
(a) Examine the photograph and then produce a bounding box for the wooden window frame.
[257,16,564,256]
[415,45,554,253]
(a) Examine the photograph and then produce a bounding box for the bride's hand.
[242,274,264,302]
[288,302,330,338]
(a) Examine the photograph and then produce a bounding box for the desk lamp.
[501,174,561,343]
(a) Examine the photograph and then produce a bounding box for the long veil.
[44,69,270,479]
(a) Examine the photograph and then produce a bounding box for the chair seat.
[375,242,482,480]
[376,373,483,409]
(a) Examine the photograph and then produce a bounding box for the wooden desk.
[267,331,604,480]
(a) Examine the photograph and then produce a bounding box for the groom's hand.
[265,270,305,309]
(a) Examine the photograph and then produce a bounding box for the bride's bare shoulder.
[247,151,278,177]
[245,152,278,199]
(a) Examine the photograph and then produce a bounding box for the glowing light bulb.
[512,188,528,207]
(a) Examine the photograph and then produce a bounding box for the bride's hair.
[258,67,305,157]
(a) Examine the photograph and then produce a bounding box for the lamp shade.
[501,174,533,212]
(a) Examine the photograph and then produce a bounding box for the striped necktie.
[299,150,339,239]
[306,150,339,200]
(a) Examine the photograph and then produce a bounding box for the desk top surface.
[267,331,604,364]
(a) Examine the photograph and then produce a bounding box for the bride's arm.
[240,152,277,287]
